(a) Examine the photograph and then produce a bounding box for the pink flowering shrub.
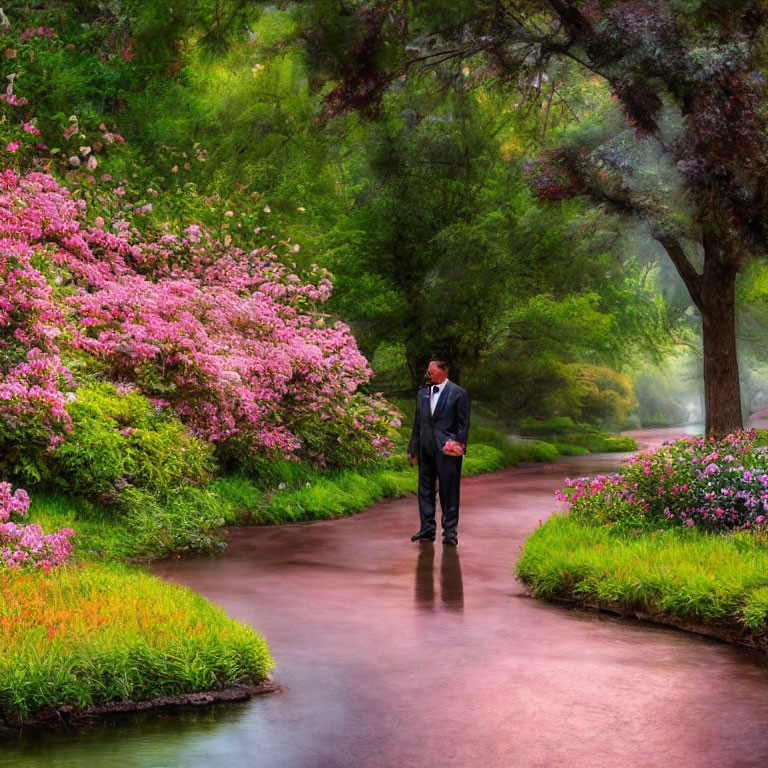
[0,481,74,569]
[556,429,768,533]
[0,167,394,471]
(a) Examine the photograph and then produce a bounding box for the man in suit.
[407,360,470,545]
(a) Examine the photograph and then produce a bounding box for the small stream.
[5,425,768,768]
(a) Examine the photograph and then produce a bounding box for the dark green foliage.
[518,416,637,453]
[217,444,316,490]
[1,2,681,431]
[288,409,389,471]
[290,0,768,434]
[320,83,673,406]
[27,383,221,558]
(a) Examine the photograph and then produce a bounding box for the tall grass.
[516,514,768,633]
[0,563,273,724]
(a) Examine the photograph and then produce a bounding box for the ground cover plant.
[517,429,768,646]
[0,562,273,725]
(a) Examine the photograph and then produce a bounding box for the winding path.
[8,427,768,767]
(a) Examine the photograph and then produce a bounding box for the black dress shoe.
[442,536,458,545]
[411,532,436,542]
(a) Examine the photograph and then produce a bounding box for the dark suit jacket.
[408,381,470,458]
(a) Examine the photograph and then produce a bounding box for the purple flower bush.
[0,482,74,570]
[556,429,768,532]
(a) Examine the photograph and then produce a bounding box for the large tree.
[297,0,768,435]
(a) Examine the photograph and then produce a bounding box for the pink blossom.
[0,167,386,458]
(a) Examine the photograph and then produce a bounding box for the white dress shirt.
[429,379,449,415]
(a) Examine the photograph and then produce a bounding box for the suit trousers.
[417,443,462,538]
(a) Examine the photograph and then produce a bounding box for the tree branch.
[656,236,703,309]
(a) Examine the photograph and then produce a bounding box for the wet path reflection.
[414,543,464,613]
[7,426,768,767]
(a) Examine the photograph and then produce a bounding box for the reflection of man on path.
[407,360,470,545]
[414,543,464,612]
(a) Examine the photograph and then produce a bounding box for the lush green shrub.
[519,416,577,436]
[511,440,561,463]
[461,445,506,475]
[465,424,561,465]
[117,486,226,557]
[383,452,412,472]
[287,402,395,471]
[218,442,315,490]
[517,416,637,453]
[45,383,215,500]
[551,442,591,456]
[0,562,273,724]
[588,436,638,452]
[208,474,265,526]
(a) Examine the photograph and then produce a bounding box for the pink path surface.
[8,425,768,767]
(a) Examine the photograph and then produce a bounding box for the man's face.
[427,362,448,384]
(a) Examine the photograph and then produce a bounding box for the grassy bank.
[516,515,768,644]
[27,427,563,559]
[0,563,273,726]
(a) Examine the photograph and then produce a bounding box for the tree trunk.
[699,256,743,436]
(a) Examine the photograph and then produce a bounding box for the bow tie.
[431,384,442,395]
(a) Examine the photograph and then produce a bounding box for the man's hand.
[407,453,418,466]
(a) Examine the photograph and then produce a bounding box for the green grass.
[516,514,768,634]
[28,493,138,561]
[11,426,565,724]
[469,425,561,464]
[27,491,226,562]
[0,562,273,725]
[218,444,509,526]
[551,442,591,456]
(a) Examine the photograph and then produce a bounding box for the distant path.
[8,425,768,768]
